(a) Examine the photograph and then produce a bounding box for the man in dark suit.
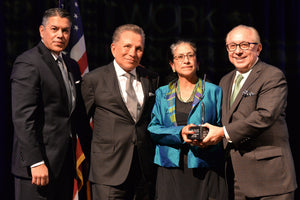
[81,24,159,200]
[201,25,297,199]
[11,8,91,200]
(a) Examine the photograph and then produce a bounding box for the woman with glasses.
[147,40,227,200]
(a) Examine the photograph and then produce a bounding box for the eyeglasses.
[226,42,258,52]
[173,53,195,62]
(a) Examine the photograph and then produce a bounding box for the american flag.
[60,0,89,75]
[59,0,90,200]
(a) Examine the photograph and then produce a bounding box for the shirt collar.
[41,40,63,61]
[113,59,137,77]
[51,52,63,61]
[236,57,259,78]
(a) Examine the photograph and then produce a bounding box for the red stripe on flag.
[72,137,86,200]
[73,179,79,200]
[76,137,85,190]
[78,52,88,75]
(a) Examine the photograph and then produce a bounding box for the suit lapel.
[191,79,204,110]
[228,61,261,117]
[222,71,235,122]
[240,61,261,91]
[63,55,77,101]
[136,67,149,118]
[108,63,133,120]
[166,80,177,126]
[38,42,69,108]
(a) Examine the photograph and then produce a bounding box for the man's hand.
[201,123,224,147]
[31,164,49,186]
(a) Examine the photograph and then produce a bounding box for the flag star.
[75,2,78,7]
[74,13,78,19]
[74,25,79,31]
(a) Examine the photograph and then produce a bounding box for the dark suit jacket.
[81,62,159,186]
[11,41,91,180]
[220,60,297,197]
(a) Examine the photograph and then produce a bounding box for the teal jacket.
[148,79,223,168]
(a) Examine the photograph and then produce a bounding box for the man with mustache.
[11,8,91,200]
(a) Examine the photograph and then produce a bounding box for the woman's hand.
[182,123,224,148]
[181,124,206,147]
[181,124,196,143]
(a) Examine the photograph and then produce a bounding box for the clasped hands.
[181,123,224,148]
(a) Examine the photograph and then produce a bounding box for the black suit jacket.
[81,62,159,186]
[11,41,91,180]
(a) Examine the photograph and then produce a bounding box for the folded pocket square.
[149,92,155,97]
[242,89,255,97]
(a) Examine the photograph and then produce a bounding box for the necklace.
[176,81,198,103]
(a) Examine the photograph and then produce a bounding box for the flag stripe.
[70,35,87,62]
[76,136,86,191]
[77,52,89,75]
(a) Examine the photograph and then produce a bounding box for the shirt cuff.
[30,161,45,168]
[223,126,232,143]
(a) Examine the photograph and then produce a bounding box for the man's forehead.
[119,32,143,44]
[46,16,71,26]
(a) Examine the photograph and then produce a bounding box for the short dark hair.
[41,8,72,26]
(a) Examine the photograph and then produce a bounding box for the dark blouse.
[175,94,193,126]
[154,86,227,200]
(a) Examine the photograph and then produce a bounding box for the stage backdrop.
[1,0,299,199]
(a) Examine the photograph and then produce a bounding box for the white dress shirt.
[113,60,144,107]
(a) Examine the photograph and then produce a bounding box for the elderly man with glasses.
[202,25,297,200]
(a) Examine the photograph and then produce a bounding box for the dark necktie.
[124,72,138,121]
[230,73,243,107]
[57,56,74,113]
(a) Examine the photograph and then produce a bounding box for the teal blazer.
[148,79,223,168]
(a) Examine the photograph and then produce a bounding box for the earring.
[172,68,176,73]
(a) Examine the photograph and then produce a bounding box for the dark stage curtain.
[1,0,299,199]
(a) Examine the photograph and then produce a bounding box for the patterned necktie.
[57,56,74,113]
[124,73,138,121]
[230,73,243,107]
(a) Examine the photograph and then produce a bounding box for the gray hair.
[226,25,261,44]
[41,8,72,26]
[112,24,145,45]
[169,40,197,60]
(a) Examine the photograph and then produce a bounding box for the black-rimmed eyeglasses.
[226,42,258,52]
